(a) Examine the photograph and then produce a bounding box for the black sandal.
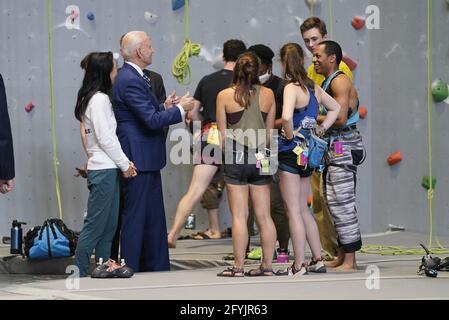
[217,267,245,277]
[275,263,308,276]
[245,266,274,277]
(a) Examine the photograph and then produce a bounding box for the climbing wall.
[0,0,448,238]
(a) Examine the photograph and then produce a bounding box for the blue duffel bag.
[24,219,78,259]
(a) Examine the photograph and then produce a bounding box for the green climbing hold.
[431,79,449,102]
[421,176,437,190]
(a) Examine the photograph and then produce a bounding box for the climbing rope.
[310,0,315,16]
[426,0,435,249]
[46,0,63,219]
[171,0,201,85]
[361,0,448,256]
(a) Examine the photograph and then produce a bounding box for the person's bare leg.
[167,165,217,248]
[250,184,275,272]
[279,171,306,270]
[201,208,221,239]
[227,184,249,269]
[325,248,344,268]
[334,252,357,271]
[298,177,322,261]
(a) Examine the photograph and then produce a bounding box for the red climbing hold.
[342,54,357,71]
[359,106,368,119]
[25,103,35,113]
[387,151,403,166]
[351,16,365,30]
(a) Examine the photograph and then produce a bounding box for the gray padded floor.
[0,231,448,300]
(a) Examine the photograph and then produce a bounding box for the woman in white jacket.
[74,52,136,277]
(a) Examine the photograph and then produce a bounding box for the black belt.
[326,124,357,135]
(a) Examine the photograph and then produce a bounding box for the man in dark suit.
[113,31,194,272]
[0,73,14,194]
[110,36,169,262]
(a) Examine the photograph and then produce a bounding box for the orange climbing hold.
[307,195,312,207]
[359,106,367,119]
[387,151,403,166]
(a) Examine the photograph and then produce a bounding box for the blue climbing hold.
[172,0,185,11]
[86,11,95,21]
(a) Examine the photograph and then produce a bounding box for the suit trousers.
[120,171,170,272]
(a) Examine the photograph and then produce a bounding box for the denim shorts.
[278,151,314,177]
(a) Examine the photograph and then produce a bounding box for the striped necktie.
[142,74,152,89]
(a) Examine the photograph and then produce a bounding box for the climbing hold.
[307,195,312,207]
[25,103,35,113]
[431,79,449,102]
[421,176,437,190]
[342,54,357,71]
[144,11,159,24]
[351,16,365,30]
[387,151,402,166]
[86,11,95,21]
[358,106,368,119]
[172,0,185,11]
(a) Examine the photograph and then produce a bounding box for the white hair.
[121,31,147,60]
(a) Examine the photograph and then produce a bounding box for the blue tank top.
[278,86,318,153]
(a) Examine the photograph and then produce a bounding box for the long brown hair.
[232,52,260,108]
[280,43,314,90]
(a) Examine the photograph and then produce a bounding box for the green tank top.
[227,85,266,149]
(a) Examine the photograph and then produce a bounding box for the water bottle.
[185,213,196,230]
[10,220,27,255]
[276,248,289,263]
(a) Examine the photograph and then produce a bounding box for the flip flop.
[193,232,211,240]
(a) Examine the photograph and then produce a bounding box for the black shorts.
[278,151,314,177]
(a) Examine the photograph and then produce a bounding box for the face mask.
[259,71,271,84]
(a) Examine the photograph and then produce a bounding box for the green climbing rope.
[171,0,201,85]
[361,0,449,256]
[47,0,63,219]
[310,0,315,16]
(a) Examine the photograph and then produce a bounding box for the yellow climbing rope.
[46,0,63,220]
[310,0,315,16]
[361,0,449,256]
[171,0,201,85]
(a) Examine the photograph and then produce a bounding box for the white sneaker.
[288,263,308,276]
[307,259,327,273]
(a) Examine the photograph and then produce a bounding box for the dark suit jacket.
[112,63,182,171]
[0,74,14,180]
[143,69,166,104]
